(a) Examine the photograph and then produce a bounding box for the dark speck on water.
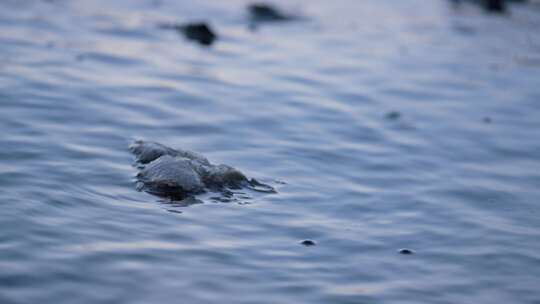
[385,111,401,120]
[451,0,514,13]
[1,0,540,303]
[161,22,217,46]
[166,209,183,214]
[483,0,507,12]
[398,248,415,255]
[180,23,217,46]
[248,3,294,22]
[301,240,317,246]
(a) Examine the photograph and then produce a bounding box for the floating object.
[248,3,292,22]
[398,248,415,255]
[161,22,217,46]
[300,240,317,246]
[483,0,506,12]
[451,0,509,13]
[385,111,401,120]
[130,140,275,200]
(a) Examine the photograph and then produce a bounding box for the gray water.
[1,0,540,303]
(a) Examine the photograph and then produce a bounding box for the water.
[1,0,540,303]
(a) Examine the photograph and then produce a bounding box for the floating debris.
[483,0,506,12]
[300,239,317,246]
[160,22,217,46]
[450,0,508,13]
[182,23,217,46]
[385,111,401,120]
[166,209,183,214]
[398,248,415,255]
[130,140,276,200]
[248,3,293,22]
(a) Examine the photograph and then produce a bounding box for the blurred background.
[1,0,539,303]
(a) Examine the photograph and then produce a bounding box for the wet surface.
[130,140,276,200]
[1,0,540,303]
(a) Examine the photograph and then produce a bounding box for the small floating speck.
[300,240,316,246]
[483,117,492,124]
[398,248,415,255]
[385,111,401,120]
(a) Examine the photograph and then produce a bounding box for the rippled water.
[1,0,540,303]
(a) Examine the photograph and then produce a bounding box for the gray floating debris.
[130,140,276,200]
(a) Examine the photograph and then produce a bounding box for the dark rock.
[130,140,275,199]
[136,155,205,198]
[483,116,492,123]
[300,240,316,246]
[130,140,206,165]
[398,248,415,255]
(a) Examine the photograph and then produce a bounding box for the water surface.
[1,0,540,303]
